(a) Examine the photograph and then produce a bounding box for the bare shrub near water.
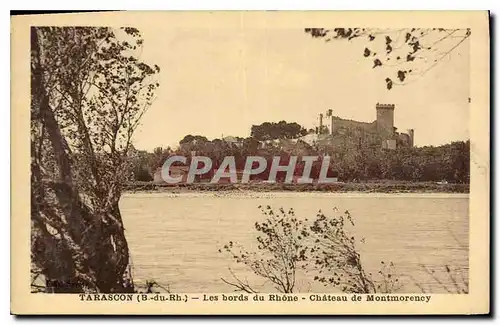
[220,206,308,293]
[219,205,401,293]
[306,209,401,293]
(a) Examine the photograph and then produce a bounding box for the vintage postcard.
[11,11,490,315]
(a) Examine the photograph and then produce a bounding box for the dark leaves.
[363,48,371,57]
[405,32,411,43]
[304,28,328,38]
[334,28,351,38]
[386,44,393,54]
[385,78,393,90]
[368,34,375,41]
[397,70,406,82]
[305,27,364,41]
[410,40,421,54]
[122,27,140,36]
[373,58,382,68]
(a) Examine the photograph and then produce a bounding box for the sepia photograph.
[11,10,490,315]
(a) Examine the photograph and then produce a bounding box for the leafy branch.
[305,28,470,89]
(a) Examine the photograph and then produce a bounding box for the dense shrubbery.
[335,141,470,183]
[130,138,470,184]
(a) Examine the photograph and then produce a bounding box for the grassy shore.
[123,181,469,194]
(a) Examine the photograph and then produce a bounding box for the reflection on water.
[120,192,469,293]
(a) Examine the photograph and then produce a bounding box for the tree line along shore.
[123,181,469,194]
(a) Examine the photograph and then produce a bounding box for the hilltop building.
[305,103,414,150]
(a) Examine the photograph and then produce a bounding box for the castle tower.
[376,103,395,138]
[407,129,414,147]
[319,113,323,134]
[326,109,334,135]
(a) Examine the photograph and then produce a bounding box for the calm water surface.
[120,192,469,293]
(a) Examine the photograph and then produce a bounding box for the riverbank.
[123,181,469,194]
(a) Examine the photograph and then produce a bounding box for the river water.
[120,192,469,293]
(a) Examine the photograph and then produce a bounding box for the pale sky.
[131,27,470,151]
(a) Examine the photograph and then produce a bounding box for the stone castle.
[314,103,414,150]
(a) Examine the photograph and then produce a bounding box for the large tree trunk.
[30,27,134,293]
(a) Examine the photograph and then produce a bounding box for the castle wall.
[331,116,376,134]
[407,129,414,147]
[318,103,412,151]
[397,133,411,147]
